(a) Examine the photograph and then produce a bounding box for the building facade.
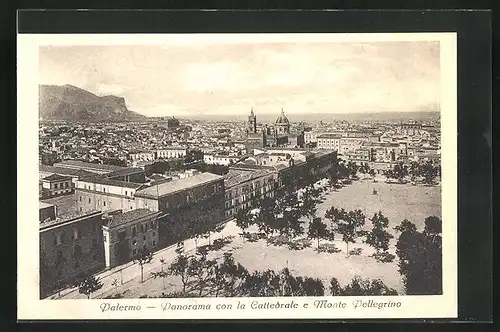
[39,210,105,298]
[102,209,161,268]
[41,174,73,197]
[133,172,225,248]
[223,167,278,219]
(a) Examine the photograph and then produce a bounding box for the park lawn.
[97,180,441,299]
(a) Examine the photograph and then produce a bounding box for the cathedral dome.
[275,108,289,125]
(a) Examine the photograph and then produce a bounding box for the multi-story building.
[223,167,278,219]
[203,153,244,166]
[128,151,156,163]
[133,172,225,247]
[75,176,145,214]
[101,209,161,268]
[41,174,73,198]
[39,210,105,298]
[156,147,187,160]
[316,134,342,150]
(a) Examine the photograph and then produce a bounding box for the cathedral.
[245,108,303,152]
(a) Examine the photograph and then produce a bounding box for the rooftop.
[105,209,161,228]
[79,175,145,189]
[135,172,223,198]
[42,173,72,182]
[54,160,126,172]
[106,167,144,178]
[224,168,272,188]
[317,134,342,139]
[39,201,54,210]
[40,210,102,230]
[40,165,97,178]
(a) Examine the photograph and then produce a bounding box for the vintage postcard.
[17,32,457,320]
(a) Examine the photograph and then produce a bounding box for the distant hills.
[39,84,147,122]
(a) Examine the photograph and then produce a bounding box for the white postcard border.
[17,32,457,320]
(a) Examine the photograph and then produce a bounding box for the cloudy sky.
[39,41,440,117]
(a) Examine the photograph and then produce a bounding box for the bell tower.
[248,108,257,133]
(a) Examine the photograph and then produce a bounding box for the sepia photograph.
[18,32,457,320]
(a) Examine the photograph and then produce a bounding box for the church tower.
[248,108,257,133]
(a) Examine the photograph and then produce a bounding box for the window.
[54,183,58,189]
[125,191,128,195]
[103,234,107,242]
[143,244,146,251]
[140,224,144,233]
[132,249,137,255]
[130,206,133,210]
[132,226,136,237]
[143,235,146,241]
[79,207,83,212]
[72,228,79,240]
[153,232,156,237]
[103,201,106,206]
[152,240,156,247]
[79,196,82,202]
[88,198,91,204]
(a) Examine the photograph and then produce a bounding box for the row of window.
[52,182,70,189]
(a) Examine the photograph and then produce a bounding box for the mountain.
[39,84,147,122]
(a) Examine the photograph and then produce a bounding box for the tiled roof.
[135,172,223,198]
[79,175,144,189]
[42,173,72,182]
[105,209,161,228]
[40,210,102,230]
[53,160,126,172]
[106,167,144,178]
[317,134,342,139]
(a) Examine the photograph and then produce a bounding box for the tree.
[78,273,103,299]
[212,253,249,297]
[409,161,421,182]
[150,258,168,289]
[303,277,325,296]
[308,217,328,249]
[167,254,191,293]
[325,207,359,257]
[347,161,358,179]
[420,161,439,185]
[342,275,398,296]
[329,277,342,296]
[235,208,253,233]
[365,211,394,252]
[188,252,217,296]
[135,248,154,283]
[394,218,442,295]
[255,197,277,239]
[392,162,409,183]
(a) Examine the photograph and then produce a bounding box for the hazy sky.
[39,41,440,117]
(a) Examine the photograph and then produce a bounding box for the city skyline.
[39,41,440,118]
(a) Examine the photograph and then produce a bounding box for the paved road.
[51,221,235,299]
